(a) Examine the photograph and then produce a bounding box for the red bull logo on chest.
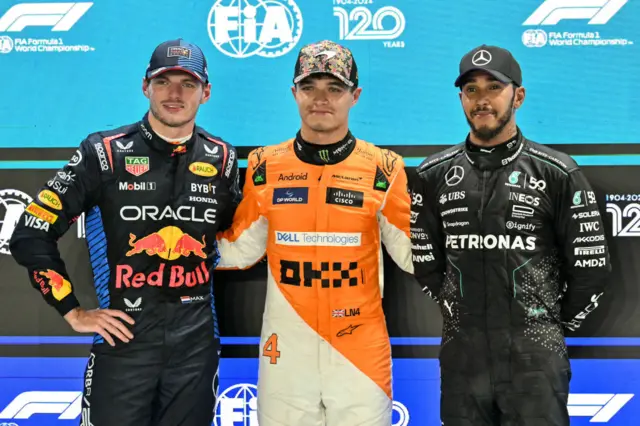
[119,226,211,289]
[126,226,206,260]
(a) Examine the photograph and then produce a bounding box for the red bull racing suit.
[410,130,611,425]
[10,115,241,426]
[217,132,414,426]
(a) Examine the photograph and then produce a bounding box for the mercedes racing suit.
[216,132,413,426]
[410,130,611,426]
[10,115,241,426]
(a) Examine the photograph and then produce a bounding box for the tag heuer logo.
[125,157,149,176]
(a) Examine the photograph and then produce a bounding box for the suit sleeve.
[9,139,103,316]
[218,145,242,232]
[555,168,611,331]
[409,169,447,301]
[216,148,268,269]
[378,158,413,274]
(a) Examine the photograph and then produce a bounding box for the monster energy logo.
[319,150,330,163]
[375,180,387,189]
[254,175,264,183]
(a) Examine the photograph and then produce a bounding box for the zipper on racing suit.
[479,169,498,397]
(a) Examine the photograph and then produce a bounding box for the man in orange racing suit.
[217,40,414,426]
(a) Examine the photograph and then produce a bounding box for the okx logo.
[207,0,303,58]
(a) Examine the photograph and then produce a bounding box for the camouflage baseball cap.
[293,40,358,88]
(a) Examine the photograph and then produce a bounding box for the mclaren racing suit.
[10,115,241,426]
[410,130,611,426]
[217,132,413,426]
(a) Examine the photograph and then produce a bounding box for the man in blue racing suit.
[10,39,241,426]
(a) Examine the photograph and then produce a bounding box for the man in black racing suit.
[9,39,241,426]
[410,45,611,425]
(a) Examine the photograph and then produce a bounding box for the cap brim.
[147,66,207,83]
[293,71,355,87]
[454,68,512,87]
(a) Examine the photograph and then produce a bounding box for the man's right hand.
[64,308,135,346]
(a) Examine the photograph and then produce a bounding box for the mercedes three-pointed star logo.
[471,50,492,66]
[445,166,464,187]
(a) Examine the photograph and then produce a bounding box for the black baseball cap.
[454,44,522,87]
[145,39,209,84]
[293,40,359,88]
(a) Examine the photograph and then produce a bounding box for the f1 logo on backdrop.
[0,390,633,424]
[568,394,634,423]
[207,0,303,58]
[523,0,628,25]
[522,0,632,48]
[0,391,81,420]
[213,384,411,426]
[0,2,93,32]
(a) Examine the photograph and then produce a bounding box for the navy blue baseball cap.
[145,39,209,84]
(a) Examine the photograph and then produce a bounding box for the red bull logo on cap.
[126,226,206,260]
[35,270,72,301]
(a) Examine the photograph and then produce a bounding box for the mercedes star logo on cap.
[445,166,465,187]
[472,50,492,66]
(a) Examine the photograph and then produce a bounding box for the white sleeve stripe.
[217,216,268,269]
[378,211,414,274]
